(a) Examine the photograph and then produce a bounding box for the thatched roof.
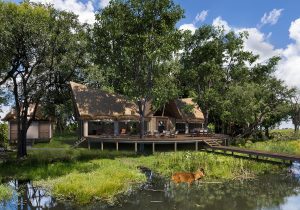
[2,105,47,121]
[70,82,140,121]
[175,98,204,122]
[146,98,204,123]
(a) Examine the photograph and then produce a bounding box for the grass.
[0,184,13,201]
[124,151,284,180]
[270,129,300,141]
[36,159,146,204]
[244,139,300,156]
[32,132,77,149]
[0,131,293,204]
[0,148,285,204]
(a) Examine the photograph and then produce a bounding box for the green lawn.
[32,132,77,149]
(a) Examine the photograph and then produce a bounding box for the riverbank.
[0,148,286,204]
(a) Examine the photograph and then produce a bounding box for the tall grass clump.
[0,184,13,201]
[36,159,146,204]
[131,151,284,180]
[244,140,300,155]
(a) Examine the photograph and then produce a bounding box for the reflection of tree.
[165,175,300,210]
[12,180,56,210]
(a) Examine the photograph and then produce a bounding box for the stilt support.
[152,142,155,153]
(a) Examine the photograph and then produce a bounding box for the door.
[10,122,18,142]
[39,122,50,139]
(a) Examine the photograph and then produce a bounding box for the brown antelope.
[171,168,205,186]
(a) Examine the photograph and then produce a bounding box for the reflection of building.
[2,105,53,144]
[70,82,204,138]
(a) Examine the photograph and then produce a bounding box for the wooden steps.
[72,137,87,148]
[203,139,222,147]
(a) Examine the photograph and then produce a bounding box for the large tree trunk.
[138,99,146,139]
[203,109,209,128]
[265,127,270,139]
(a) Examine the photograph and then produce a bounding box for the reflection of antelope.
[171,168,205,185]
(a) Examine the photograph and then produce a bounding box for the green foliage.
[37,159,145,204]
[270,129,300,140]
[0,148,285,204]
[0,123,8,148]
[0,1,88,157]
[132,151,283,180]
[207,123,215,133]
[92,0,184,124]
[244,139,300,155]
[0,184,13,201]
[32,132,76,149]
[180,25,294,136]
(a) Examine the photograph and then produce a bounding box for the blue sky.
[2,0,300,128]
[175,0,299,49]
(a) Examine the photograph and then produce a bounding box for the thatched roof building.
[70,82,140,121]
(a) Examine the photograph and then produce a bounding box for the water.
[1,164,300,210]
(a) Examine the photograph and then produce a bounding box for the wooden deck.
[86,134,227,152]
[83,134,300,164]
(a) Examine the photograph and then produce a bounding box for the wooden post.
[135,142,137,153]
[116,142,119,151]
[195,141,198,151]
[101,142,103,151]
[152,142,155,153]
[88,139,90,150]
[174,142,177,152]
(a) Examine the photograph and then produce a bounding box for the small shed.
[2,106,53,144]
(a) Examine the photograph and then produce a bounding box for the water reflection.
[1,164,300,210]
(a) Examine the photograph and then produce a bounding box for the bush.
[0,184,13,201]
[0,123,8,148]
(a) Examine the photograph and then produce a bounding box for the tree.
[0,2,87,157]
[180,25,294,137]
[180,26,255,127]
[92,0,184,137]
[290,90,300,133]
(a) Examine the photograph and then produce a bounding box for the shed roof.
[2,104,47,121]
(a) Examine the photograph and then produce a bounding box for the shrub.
[0,123,8,148]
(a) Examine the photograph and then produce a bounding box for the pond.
[1,162,300,210]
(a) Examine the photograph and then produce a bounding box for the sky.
[2,0,300,127]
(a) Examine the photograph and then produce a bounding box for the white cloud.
[30,0,96,24]
[179,23,197,34]
[99,0,110,9]
[237,28,282,62]
[195,10,208,23]
[260,8,284,26]
[179,10,208,33]
[289,19,300,44]
[212,16,300,89]
[212,16,230,33]
[277,18,300,88]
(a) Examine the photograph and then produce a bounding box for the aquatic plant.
[0,184,13,201]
